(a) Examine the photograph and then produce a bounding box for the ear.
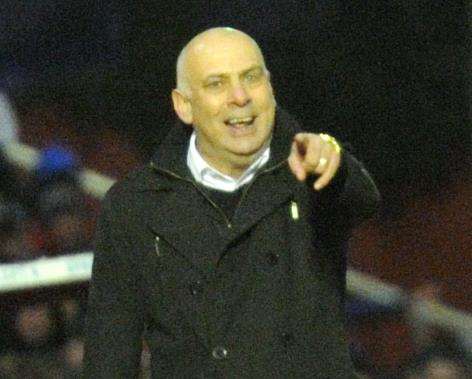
[172,89,193,125]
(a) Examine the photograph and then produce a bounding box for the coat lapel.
[224,107,300,247]
[229,164,295,242]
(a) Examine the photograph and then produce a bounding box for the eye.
[245,69,263,84]
[205,80,224,90]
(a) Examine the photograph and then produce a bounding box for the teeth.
[228,117,253,125]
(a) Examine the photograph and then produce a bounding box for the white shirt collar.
[187,132,270,192]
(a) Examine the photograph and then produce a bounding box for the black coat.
[83,109,381,378]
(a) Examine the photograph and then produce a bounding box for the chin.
[229,142,265,158]
[224,128,271,157]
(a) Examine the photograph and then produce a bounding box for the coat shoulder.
[100,164,159,217]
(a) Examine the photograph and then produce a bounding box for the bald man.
[84,27,380,378]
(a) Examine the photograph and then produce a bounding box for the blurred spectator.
[35,144,79,186]
[0,125,95,377]
[33,144,92,255]
[420,356,468,379]
[60,337,84,378]
[60,297,85,338]
[347,297,411,378]
[13,303,64,354]
[0,301,64,378]
[58,294,86,377]
[408,282,443,351]
[1,146,42,255]
[0,297,87,377]
[408,329,471,378]
[38,182,91,255]
[407,283,470,357]
[0,197,37,262]
[401,282,472,378]
[0,146,30,207]
[401,354,469,379]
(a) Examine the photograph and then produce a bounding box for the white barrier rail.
[0,253,93,292]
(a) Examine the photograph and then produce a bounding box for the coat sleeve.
[83,188,144,378]
[336,150,381,224]
[313,148,381,228]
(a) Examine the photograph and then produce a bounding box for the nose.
[229,84,250,107]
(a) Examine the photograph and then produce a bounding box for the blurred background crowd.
[0,110,93,377]
[0,94,145,377]
[0,1,470,378]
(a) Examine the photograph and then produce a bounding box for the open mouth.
[224,116,256,129]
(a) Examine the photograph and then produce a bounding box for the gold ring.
[318,157,328,168]
[319,133,341,153]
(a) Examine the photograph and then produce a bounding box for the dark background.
[2,1,469,213]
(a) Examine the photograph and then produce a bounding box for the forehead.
[185,34,265,80]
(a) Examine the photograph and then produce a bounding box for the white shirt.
[186,132,270,192]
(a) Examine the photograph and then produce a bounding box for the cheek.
[211,106,223,117]
[194,93,225,117]
[254,86,276,110]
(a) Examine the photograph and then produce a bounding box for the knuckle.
[305,155,317,167]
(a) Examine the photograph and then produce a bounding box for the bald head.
[171,26,276,177]
[176,27,268,97]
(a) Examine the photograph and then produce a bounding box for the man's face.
[180,32,276,171]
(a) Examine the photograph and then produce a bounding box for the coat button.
[211,346,228,360]
[266,252,279,266]
[281,332,294,348]
[189,280,202,296]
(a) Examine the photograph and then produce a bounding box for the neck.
[196,145,264,180]
[200,152,254,179]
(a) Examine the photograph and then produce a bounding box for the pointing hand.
[287,133,342,191]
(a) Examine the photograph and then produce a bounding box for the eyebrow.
[203,65,263,82]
